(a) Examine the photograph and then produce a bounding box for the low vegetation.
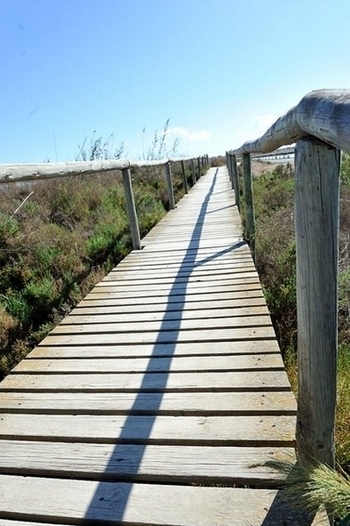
[0,161,198,378]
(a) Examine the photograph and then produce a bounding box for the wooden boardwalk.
[0,167,328,525]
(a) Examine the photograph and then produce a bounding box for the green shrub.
[0,161,195,378]
[246,163,350,473]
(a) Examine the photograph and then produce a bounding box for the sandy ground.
[250,160,276,176]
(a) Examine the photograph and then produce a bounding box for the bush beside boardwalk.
[0,163,197,378]
[241,159,350,474]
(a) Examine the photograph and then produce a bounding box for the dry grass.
[0,160,198,378]
[249,164,350,474]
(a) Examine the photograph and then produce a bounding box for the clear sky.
[1,0,350,163]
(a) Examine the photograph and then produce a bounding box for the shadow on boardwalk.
[83,168,249,521]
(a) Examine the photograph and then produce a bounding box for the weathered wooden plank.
[140,237,242,251]
[51,315,273,335]
[122,250,251,265]
[0,440,295,485]
[128,237,249,252]
[0,390,296,415]
[86,277,261,301]
[1,370,291,391]
[0,475,330,525]
[0,414,296,444]
[97,270,258,287]
[64,305,270,324]
[79,289,265,306]
[13,353,284,373]
[105,259,253,275]
[39,326,276,345]
[73,296,267,313]
[33,339,281,358]
[101,268,257,283]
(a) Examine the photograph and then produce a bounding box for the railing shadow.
[84,168,246,521]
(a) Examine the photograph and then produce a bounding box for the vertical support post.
[181,160,188,194]
[242,153,255,260]
[191,159,196,185]
[226,153,233,185]
[163,161,175,210]
[122,168,142,250]
[231,154,240,211]
[197,157,201,179]
[295,137,340,468]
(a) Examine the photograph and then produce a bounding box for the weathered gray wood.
[226,152,231,183]
[197,156,201,179]
[0,413,296,443]
[232,89,350,154]
[0,156,198,185]
[96,270,259,287]
[105,260,254,276]
[242,153,255,260]
[295,138,340,467]
[191,158,196,185]
[121,168,141,250]
[180,160,188,193]
[0,390,296,414]
[163,161,175,210]
[61,306,269,324]
[13,353,284,373]
[0,475,330,525]
[2,370,291,392]
[38,325,277,345]
[0,440,294,484]
[78,290,266,307]
[33,339,281,358]
[231,153,240,209]
[0,167,301,524]
[85,281,263,299]
[50,314,272,335]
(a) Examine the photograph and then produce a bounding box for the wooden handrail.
[0,155,210,251]
[231,89,350,155]
[226,89,348,476]
[0,156,209,184]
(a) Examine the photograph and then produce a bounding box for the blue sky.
[1,0,350,163]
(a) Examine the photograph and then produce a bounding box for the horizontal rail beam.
[231,89,350,155]
[0,156,201,185]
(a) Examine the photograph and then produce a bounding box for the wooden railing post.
[122,168,142,250]
[191,159,196,185]
[163,161,175,210]
[229,154,235,189]
[295,138,340,468]
[226,153,233,186]
[181,160,188,194]
[231,154,240,211]
[242,153,255,260]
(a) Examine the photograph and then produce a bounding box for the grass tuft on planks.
[265,457,350,524]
